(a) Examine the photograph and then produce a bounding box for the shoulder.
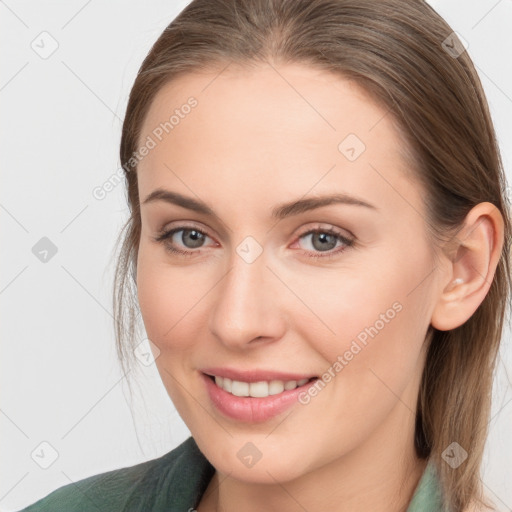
[15,436,214,512]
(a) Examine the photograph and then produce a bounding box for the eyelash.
[153,224,355,260]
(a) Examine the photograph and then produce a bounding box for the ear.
[431,202,505,331]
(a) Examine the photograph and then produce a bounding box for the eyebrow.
[142,188,377,219]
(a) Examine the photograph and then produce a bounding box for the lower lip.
[202,373,317,423]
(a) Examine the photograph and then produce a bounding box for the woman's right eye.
[154,226,215,257]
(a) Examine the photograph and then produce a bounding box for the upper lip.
[201,367,317,383]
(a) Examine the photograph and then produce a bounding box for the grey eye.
[178,229,207,249]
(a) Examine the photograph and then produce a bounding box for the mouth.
[205,374,318,398]
[201,371,319,422]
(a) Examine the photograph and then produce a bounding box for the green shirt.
[16,437,447,511]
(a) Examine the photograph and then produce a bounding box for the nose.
[208,248,286,350]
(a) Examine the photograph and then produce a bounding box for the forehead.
[136,62,421,220]
[139,61,400,151]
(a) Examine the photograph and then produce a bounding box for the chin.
[193,431,321,484]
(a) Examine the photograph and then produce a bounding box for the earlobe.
[430,202,504,332]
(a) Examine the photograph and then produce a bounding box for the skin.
[134,61,504,512]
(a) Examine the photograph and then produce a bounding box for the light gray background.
[1,1,511,510]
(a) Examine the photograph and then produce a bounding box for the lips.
[201,368,318,422]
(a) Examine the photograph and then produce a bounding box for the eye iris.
[182,229,205,248]
[312,232,337,251]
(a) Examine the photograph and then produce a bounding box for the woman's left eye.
[154,225,354,259]
[294,228,354,259]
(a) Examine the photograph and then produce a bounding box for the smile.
[202,372,319,422]
[211,375,313,397]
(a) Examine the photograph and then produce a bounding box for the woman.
[17,0,511,511]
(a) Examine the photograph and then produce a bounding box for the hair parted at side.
[113,1,512,510]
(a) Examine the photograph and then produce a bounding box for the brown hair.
[113,1,512,510]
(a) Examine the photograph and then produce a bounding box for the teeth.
[231,380,249,397]
[223,377,232,393]
[284,380,297,390]
[249,381,268,397]
[212,376,311,397]
[269,380,284,395]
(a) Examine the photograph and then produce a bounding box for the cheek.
[296,245,432,396]
[136,243,214,353]
[135,246,207,413]
[136,244,185,345]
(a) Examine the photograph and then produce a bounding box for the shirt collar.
[406,458,449,512]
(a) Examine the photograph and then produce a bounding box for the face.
[135,62,442,483]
